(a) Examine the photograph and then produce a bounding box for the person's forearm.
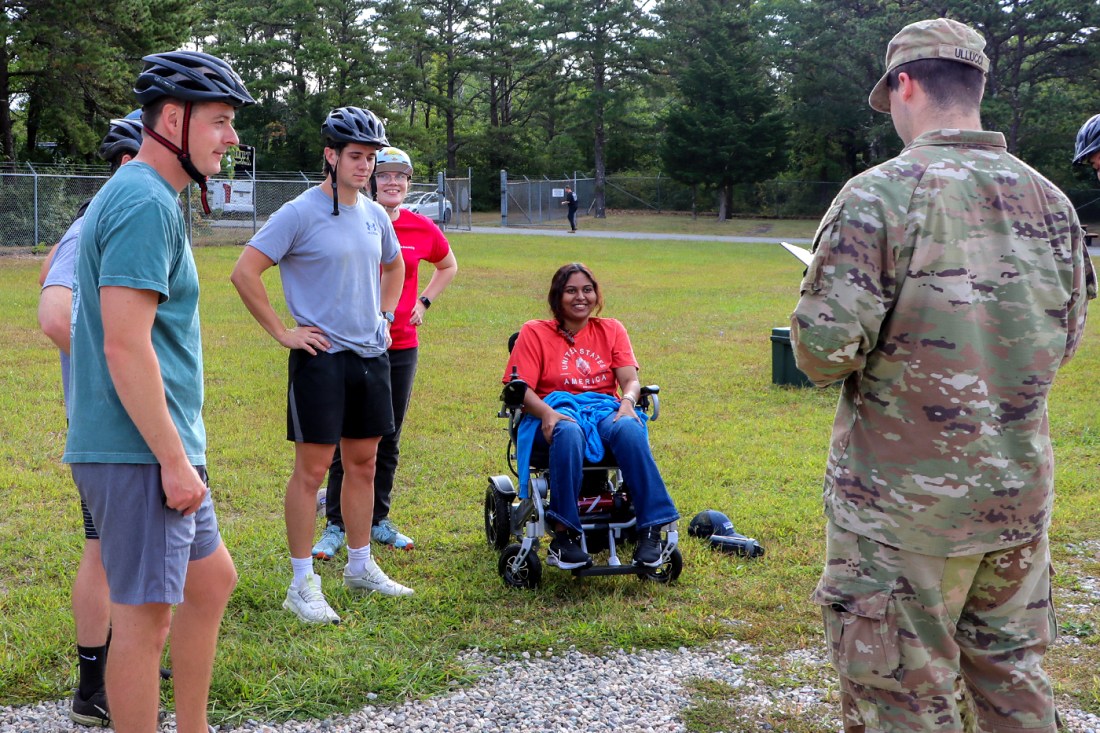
[421,262,457,301]
[38,286,72,354]
[522,390,557,421]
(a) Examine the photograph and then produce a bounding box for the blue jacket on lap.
[514,391,647,498]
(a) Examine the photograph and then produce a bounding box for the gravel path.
[4,637,1099,733]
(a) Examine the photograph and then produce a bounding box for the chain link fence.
[502,175,593,227]
[501,172,846,224]
[0,163,111,249]
[2,163,472,249]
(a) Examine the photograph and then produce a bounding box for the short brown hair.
[886,58,985,110]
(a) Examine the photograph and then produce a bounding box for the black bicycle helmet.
[688,510,735,540]
[134,50,255,108]
[322,107,388,215]
[322,106,389,148]
[135,50,254,214]
[1073,114,1100,165]
[97,117,143,164]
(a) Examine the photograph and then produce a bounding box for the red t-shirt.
[389,209,451,350]
[503,318,639,397]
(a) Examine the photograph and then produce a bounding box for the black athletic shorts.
[287,349,394,443]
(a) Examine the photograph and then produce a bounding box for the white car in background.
[403,191,453,223]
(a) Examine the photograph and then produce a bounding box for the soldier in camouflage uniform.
[791,18,1096,733]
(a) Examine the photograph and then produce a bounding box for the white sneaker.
[343,556,414,596]
[283,572,341,624]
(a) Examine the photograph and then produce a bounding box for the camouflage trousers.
[814,520,1056,733]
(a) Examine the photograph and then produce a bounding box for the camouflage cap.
[868,18,988,113]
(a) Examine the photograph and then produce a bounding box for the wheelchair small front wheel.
[638,546,683,584]
[484,478,514,551]
[499,544,542,589]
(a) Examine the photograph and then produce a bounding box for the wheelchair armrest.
[499,366,528,410]
[637,384,660,420]
[499,379,528,409]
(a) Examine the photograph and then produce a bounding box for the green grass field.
[1,234,1097,726]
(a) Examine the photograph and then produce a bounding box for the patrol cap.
[868,18,988,113]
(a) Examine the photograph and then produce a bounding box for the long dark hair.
[547,263,603,344]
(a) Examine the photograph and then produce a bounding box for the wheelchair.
[483,363,683,589]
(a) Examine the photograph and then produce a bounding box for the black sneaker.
[549,531,592,570]
[633,527,664,568]
[70,687,110,728]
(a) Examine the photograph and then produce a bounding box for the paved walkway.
[460,226,1100,259]
[461,225,813,245]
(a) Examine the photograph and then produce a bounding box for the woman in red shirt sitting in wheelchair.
[503,262,680,570]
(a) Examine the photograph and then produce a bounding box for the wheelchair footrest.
[571,564,651,578]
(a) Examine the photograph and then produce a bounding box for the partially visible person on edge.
[503,263,679,571]
[1073,115,1100,248]
[38,113,142,728]
[230,107,411,627]
[1073,114,1100,176]
[64,51,254,733]
[561,185,578,233]
[791,18,1095,733]
[312,146,458,560]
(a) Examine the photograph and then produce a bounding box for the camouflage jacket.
[791,129,1096,556]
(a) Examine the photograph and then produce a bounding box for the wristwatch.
[382,311,395,324]
[418,295,432,309]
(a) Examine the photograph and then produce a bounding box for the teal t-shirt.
[64,162,205,465]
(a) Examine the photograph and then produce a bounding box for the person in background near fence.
[64,51,254,733]
[791,18,1095,733]
[38,113,142,728]
[561,185,578,233]
[313,146,458,560]
[230,107,411,627]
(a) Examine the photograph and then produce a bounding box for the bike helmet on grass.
[134,50,255,214]
[688,510,735,540]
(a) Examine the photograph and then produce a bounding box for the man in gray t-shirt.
[231,106,410,625]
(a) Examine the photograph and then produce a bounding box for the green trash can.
[770,327,813,387]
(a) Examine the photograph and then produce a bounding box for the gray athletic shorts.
[70,463,222,606]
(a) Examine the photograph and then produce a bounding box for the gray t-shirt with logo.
[247,186,399,358]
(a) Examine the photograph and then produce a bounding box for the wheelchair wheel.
[484,478,514,551]
[638,546,683,584]
[499,544,542,589]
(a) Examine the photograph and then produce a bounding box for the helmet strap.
[330,158,340,216]
[143,101,212,214]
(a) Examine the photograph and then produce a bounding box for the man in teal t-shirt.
[64,50,254,733]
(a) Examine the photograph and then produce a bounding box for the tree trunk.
[717,185,728,220]
[0,40,12,161]
[592,59,606,218]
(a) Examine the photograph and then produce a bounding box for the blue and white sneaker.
[311,523,346,560]
[371,518,414,550]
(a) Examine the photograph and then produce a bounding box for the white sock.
[346,544,372,575]
[291,556,313,587]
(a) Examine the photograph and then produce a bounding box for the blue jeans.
[537,414,679,535]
